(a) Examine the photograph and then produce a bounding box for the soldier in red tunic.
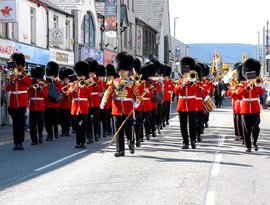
[44,61,63,141]
[237,58,264,152]
[163,65,174,126]
[174,57,200,149]
[6,53,31,150]
[59,67,74,137]
[100,52,141,157]
[29,66,48,145]
[85,58,103,143]
[66,61,92,148]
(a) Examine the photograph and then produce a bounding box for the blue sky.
[169,0,270,44]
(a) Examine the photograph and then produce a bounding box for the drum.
[204,95,216,112]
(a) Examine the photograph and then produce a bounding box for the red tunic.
[237,82,264,114]
[66,82,92,115]
[29,83,48,111]
[150,78,162,109]
[6,74,31,108]
[163,77,174,102]
[196,81,208,111]
[60,83,72,110]
[88,77,103,108]
[174,79,200,112]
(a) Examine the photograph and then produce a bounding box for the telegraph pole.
[266,20,269,76]
[262,26,266,76]
[117,0,122,53]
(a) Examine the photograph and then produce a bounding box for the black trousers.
[156,103,164,126]
[73,114,88,145]
[135,111,143,142]
[106,108,113,133]
[100,109,109,136]
[87,107,100,140]
[59,109,71,134]
[142,111,152,138]
[178,111,197,145]
[8,107,26,145]
[150,108,157,132]
[114,115,134,153]
[197,110,204,137]
[163,101,171,123]
[30,111,44,143]
[44,108,59,139]
[236,114,243,137]
[242,114,260,148]
[204,111,209,125]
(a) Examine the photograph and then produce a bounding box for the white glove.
[100,99,106,109]
[144,88,149,93]
[134,102,140,109]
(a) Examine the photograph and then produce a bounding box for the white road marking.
[205,191,216,205]
[211,154,222,176]
[34,150,87,172]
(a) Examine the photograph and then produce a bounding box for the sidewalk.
[0,126,30,145]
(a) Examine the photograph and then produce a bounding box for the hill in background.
[187,43,257,64]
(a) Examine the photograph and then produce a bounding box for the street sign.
[0,0,17,23]
[50,28,64,45]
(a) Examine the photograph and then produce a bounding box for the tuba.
[187,70,198,82]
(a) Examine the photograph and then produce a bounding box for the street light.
[174,17,179,39]
[256,31,260,61]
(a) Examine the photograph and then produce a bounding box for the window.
[30,8,36,44]
[127,0,129,9]
[66,20,71,49]
[129,23,132,49]
[0,23,8,38]
[132,0,134,11]
[81,12,96,47]
[53,15,58,28]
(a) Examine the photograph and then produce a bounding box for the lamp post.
[256,31,260,61]
[173,17,179,74]
[117,0,121,53]
[174,17,179,39]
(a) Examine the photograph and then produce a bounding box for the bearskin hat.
[106,64,116,77]
[140,66,149,81]
[195,63,203,80]
[242,58,261,79]
[46,61,59,77]
[114,52,134,72]
[59,67,74,81]
[10,53,25,67]
[164,65,172,77]
[235,63,245,81]
[31,66,45,79]
[97,64,106,77]
[133,57,141,74]
[201,63,210,77]
[85,57,98,73]
[74,61,90,77]
[151,59,161,74]
[180,56,195,71]
[146,62,156,77]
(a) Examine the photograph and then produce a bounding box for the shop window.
[81,12,96,47]
[0,23,8,38]
[53,15,59,28]
[30,8,36,44]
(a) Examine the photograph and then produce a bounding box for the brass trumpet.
[187,70,198,82]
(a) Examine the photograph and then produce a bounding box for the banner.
[104,0,117,38]
[104,49,117,66]
[0,0,17,23]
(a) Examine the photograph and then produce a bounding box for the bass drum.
[204,95,216,112]
[48,83,64,103]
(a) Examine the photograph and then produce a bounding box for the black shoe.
[87,139,93,144]
[166,121,169,126]
[55,134,59,139]
[159,126,163,131]
[200,129,204,134]
[205,122,208,128]
[140,139,144,142]
[46,138,52,141]
[15,143,24,150]
[95,135,99,141]
[181,144,189,149]
[72,130,76,133]
[163,122,166,127]
[75,144,81,148]
[253,144,259,151]
[60,133,65,137]
[136,141,141,147]
[246,147,252,152]
[13,145,19,150]
[31,142,38,145]
[191,142,196,149]
[147,133,151,140]
[103,132,107,138]
[197,136,202,142]
[39,137,43,144]
[129,146,135,154]
[114,152,125,157]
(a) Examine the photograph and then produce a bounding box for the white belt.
[143,97,150,100]
[115,97,133,101]
[73,97,88,101]
[11,91,28,94]
[179,96,196,99]
[31,97,43,101]
[236,100,242,102]
[196,97,203,100]
[91,92,99,95]
[242,98,259,102]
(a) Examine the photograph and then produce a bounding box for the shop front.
[80,46,104,65]
[49,48,74,68]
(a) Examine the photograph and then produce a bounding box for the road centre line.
[34,150,87,172]
[205,191,215,205]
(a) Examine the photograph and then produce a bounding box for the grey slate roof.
[48,0,85,14]
[135,0,165,33]
[95,2,104,16]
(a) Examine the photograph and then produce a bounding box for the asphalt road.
[0,100,270,205]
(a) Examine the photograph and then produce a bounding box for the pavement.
[0,99,270,205]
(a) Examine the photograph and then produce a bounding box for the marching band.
[4,51,265,155]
